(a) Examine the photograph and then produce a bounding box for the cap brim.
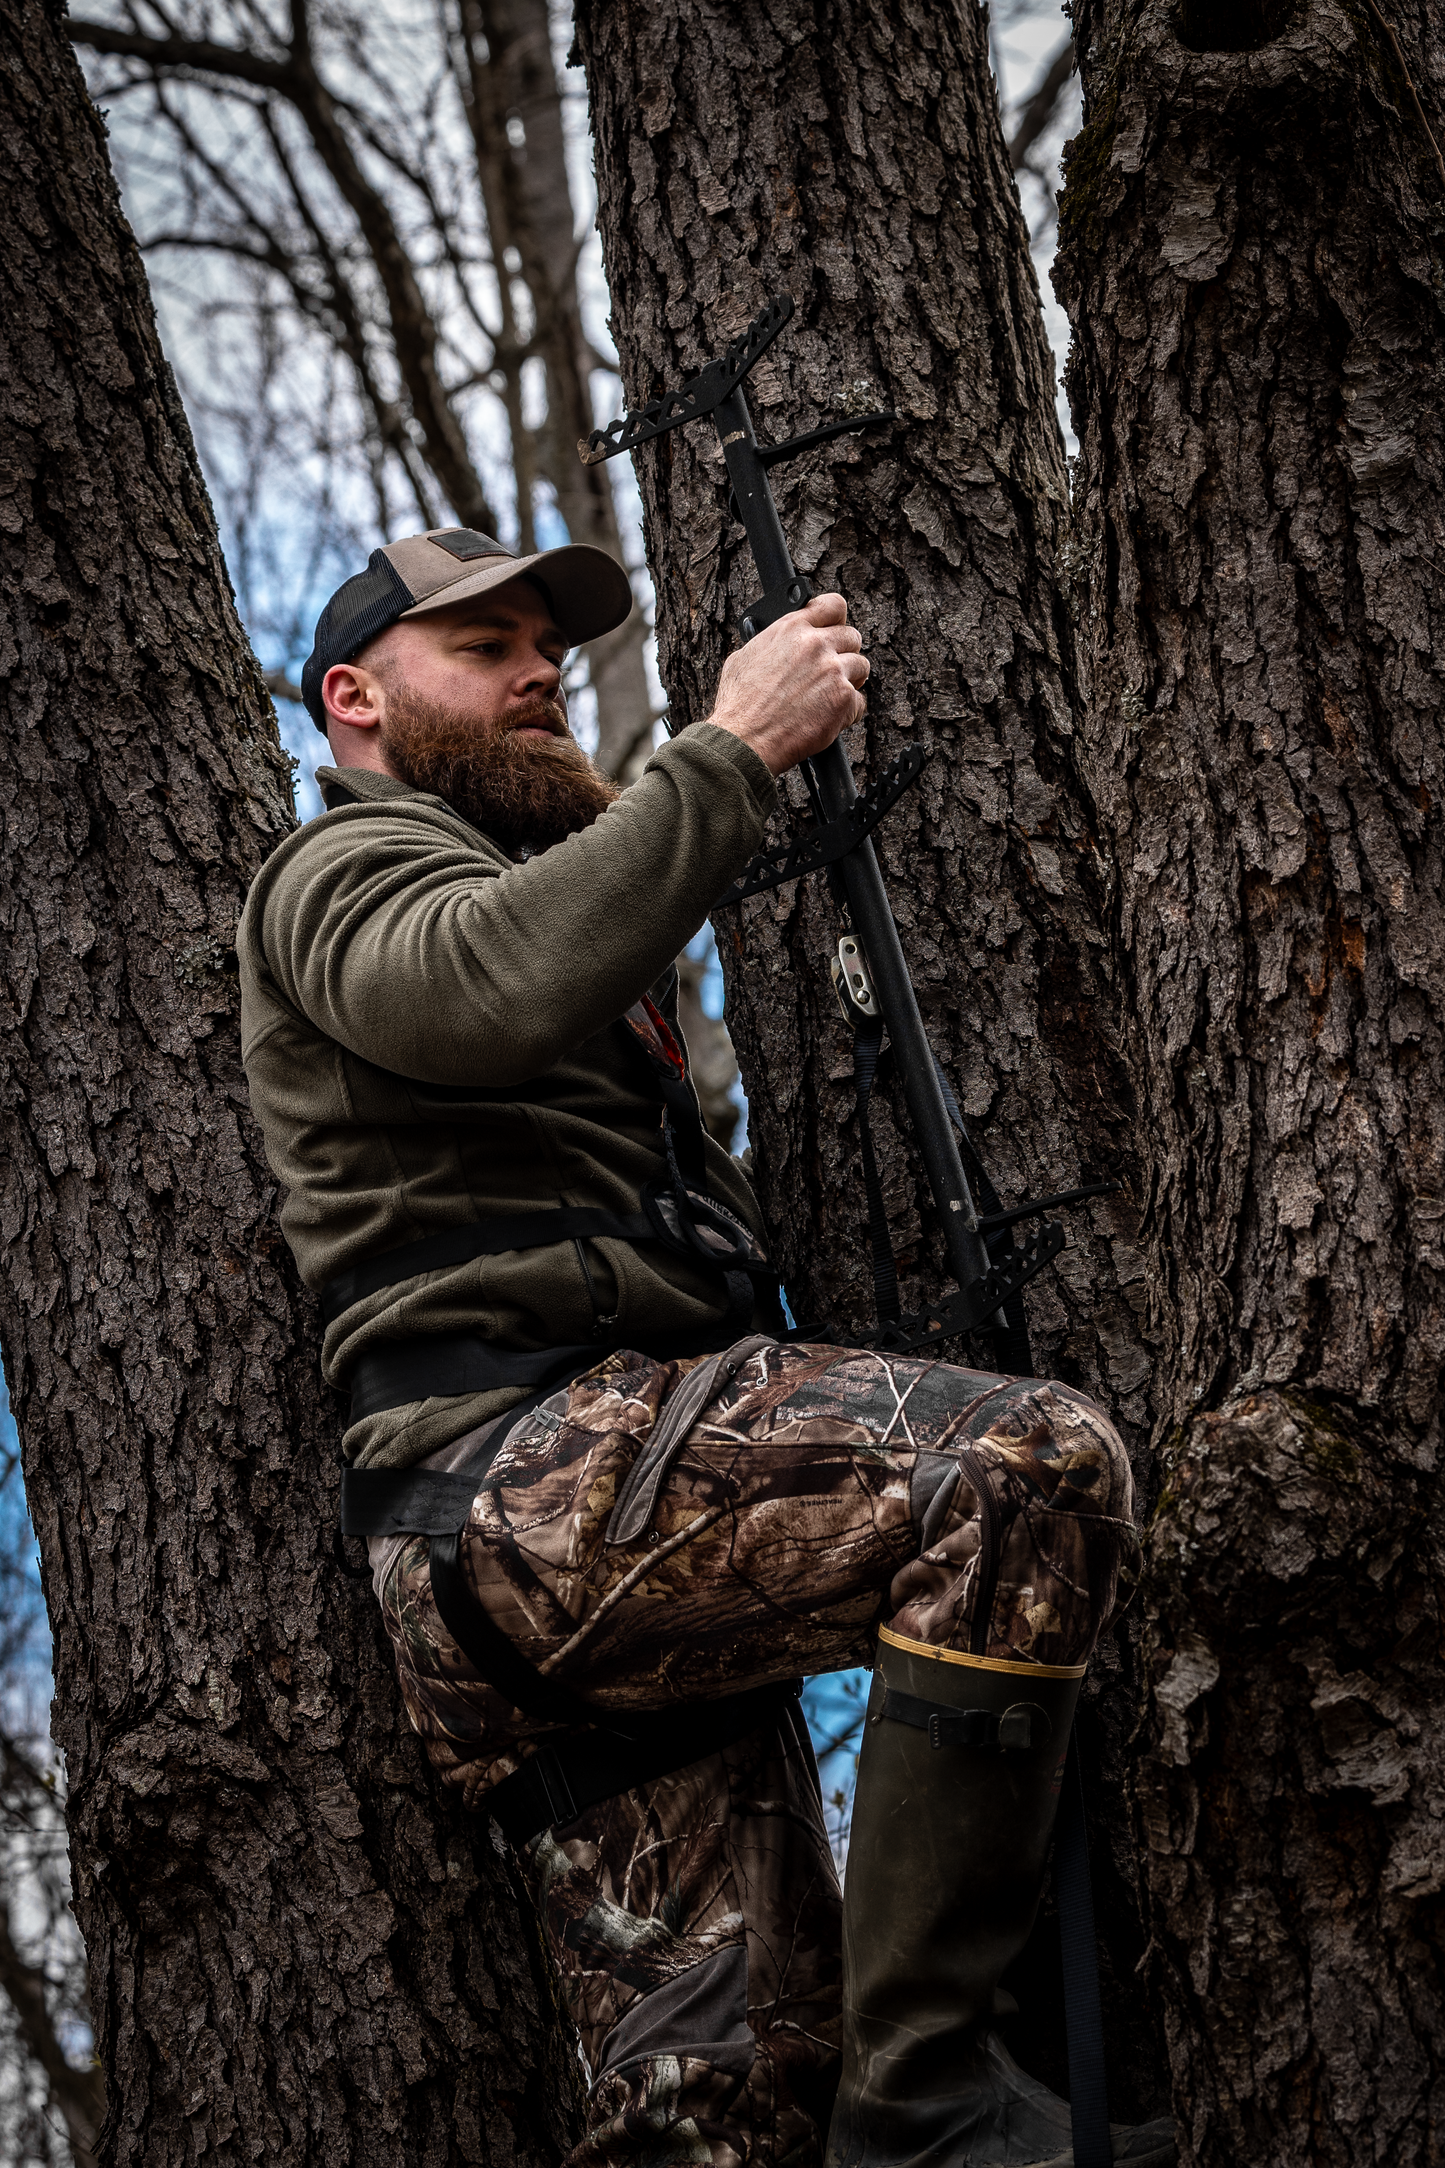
[398,543,633,645]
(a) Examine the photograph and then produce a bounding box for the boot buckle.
[926,1707,995,1749]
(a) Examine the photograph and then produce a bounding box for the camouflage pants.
[373,1340,1138,2168]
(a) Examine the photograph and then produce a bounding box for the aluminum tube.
[809,742,991,1289]
[715,387,793,587]
[713,381,991,1293]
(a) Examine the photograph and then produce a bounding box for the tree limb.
[70,11,499,533]
[67,16,288,89]
[0,1866,105,2168]
[1008,37,1074,173]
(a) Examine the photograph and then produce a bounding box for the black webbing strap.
[342,1465,483,1538]
[881,1687,1041,1752]
[344,1317,750,1426]
[320,1006,763,1341]
[430,1528,609,1730]
[321,1209,653,1324]
[346,1335,605,1424]
[341,1376,566,1538]
[348,1415,737,1737]
[851,1011,901,1324]
[1054,1730,1113,2168]
[343,1406,804,1850]
[487,1679,802,1846]
[615,1008,710,1190]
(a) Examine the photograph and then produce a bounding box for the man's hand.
[705,594,868,777]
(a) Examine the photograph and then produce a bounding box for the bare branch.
[0,1869,105,2168]
[1008,37,1074,172]
[68,17,289,90]
[70,11,500,533]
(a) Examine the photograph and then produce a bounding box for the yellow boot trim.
[878,1623,1086,1680]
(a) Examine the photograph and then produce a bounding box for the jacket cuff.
[652,721,778,824]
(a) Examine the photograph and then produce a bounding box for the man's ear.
[322,660,384,733]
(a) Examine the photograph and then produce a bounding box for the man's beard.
[378,683,619,855]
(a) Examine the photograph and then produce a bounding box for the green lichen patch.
[1281,1391,1363,1487]
[1057,80,1122,261]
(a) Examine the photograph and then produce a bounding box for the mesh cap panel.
[301,550,415,730]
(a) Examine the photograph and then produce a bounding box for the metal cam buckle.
[832,934,879,1027]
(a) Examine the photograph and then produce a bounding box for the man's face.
[354,579,571,741]
[324,576,618,852]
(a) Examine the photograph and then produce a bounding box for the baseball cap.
[300,527,634,733]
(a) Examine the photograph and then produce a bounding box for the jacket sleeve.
[253,725,777,1086]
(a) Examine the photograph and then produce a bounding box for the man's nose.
[516,646,563,693]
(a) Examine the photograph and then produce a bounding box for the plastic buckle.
[998,1704,1044,1751]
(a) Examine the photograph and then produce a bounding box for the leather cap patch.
[431,529,512,561]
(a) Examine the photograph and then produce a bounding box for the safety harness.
[334,963,804,1840]
[332,988,779,1425]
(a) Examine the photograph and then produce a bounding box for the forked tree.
[6,0,1441,2155]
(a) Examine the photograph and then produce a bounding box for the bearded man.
[238,527,1173,2168]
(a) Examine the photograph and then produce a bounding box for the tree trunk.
[573,0,1168,2119]
[0,4,580,2161]
[1053,0,1445,2157]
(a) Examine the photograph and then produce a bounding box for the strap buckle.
[832,933,879,1026]
[890,1688,1046,1753]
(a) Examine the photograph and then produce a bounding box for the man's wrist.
[703,710,781,776]
[681,718,779,806]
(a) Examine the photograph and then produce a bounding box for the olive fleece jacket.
[237,724,778,1469]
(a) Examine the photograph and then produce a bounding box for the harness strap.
[319,998,770,1339]
[486,1680,804,1847]
[617,995,710,1190]
[429,1528,608,1731]
[341,1415,806,1850]
[341,1380,565,1540]
[343,1318,753,1425]
[345,1336,606,1424]
[341,1465,484,1538]
[321,1209,654,1325]
[881,1686,1048,1753]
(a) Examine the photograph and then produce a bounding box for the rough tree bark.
[1054,0,1445,2158]
[0,2,580,2160]
[573,0,1167,2117]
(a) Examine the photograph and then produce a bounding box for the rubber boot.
[825,1629,1176,2168]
